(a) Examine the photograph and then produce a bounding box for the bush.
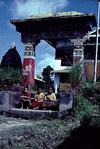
[74,94,94,119]
[0,67,22,90]
[70,62,83,87]
[0,67,22,80]
[80,82,100,105]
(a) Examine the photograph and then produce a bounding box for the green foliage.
[90,116,100,127]
[80,81,100,106]
[0,67,22,90]
[0,67,22,80]
[70,62,83,87]
[0,115,80,149]
[80,81,94,89]
[74,94,94,119]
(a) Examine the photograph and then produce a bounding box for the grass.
[0,113,99,149]
[0,89,99,149]
[0,115,80,149]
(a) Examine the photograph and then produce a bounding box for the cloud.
[11,0,68,18]
[0,1,5,7]
[36,53,55,76]
[7,21,16,30]
[10,0,68,75]
[51,0,68,12]
[35,40,55,76]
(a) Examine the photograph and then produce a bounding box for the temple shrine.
[11,11,100,91]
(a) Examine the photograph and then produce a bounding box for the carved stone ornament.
[24,43,35,57]
[71,38,84,49]
[71,33,89,49]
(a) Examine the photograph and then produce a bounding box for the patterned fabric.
[32,100,43,109]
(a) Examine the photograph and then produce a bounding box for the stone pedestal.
[0,91,21,112]
[59,93,74,113]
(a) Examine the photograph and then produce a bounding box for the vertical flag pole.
[94,0,100,85]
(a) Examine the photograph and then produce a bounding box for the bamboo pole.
[94,1,100,85]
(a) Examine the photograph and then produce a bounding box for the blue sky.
[0,0,98,75]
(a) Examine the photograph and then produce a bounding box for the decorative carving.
[23,64,32,77]
[25,43,34,50]
[24,43,35,57]
[71,38,84,49]
[71,33,89,48]
[73,48,84,62]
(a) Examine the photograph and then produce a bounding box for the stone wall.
[59,93,74,113]
[0,91,21,112]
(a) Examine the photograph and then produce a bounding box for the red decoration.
[23,57,35,86]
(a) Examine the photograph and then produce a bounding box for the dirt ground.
[0,115,80,149]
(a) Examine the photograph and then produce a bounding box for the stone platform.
[6,108,58,119]
[0,91,74,119]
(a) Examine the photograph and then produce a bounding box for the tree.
[0,67,22,90]
[42,66,54,89]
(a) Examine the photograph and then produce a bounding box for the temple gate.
[11,12,96,88]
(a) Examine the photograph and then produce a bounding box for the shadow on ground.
[57,123,100,149]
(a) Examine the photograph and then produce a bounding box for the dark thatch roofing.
[0,46,22,69]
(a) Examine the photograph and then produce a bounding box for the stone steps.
[6,108,58,119]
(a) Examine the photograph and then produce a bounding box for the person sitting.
[46,87,56,101]
[43,87,57,109]
[21,87,32,109]
[32,87,45,109]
